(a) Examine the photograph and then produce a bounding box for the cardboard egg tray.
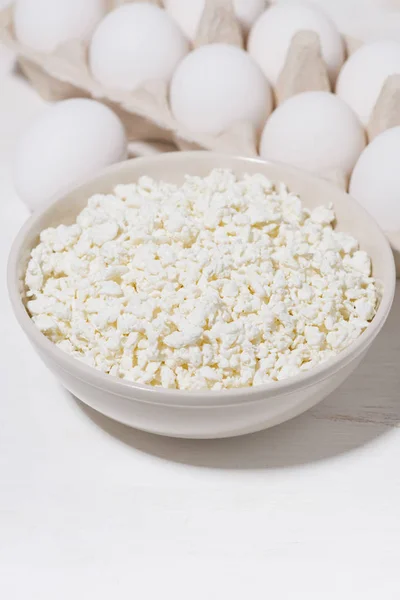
[1,0,399,272]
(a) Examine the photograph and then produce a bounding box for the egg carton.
[1,0,400,272]
[1,0,399,158]
[0,0,255,156]
[0,1,365,159]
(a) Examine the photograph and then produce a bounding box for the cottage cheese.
[25,169,378,390]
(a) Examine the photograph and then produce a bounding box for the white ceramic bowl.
[8,152,396,439]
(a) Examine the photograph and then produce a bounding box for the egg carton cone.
[275,29,330,104]
[368,73,400,140]
[194,0,243,49]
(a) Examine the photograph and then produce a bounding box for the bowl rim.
[7,151,396,407]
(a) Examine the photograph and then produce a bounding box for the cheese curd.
[25,170,378,391]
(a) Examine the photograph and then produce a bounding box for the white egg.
[260,91,366,178]
[305,0,389,40]
[170,43,273,136]
[89,3,189,91]
[14,0,106,53]
[248,1,345,86]
[336,41,400,127]
[14,99,127,212]
[164,0,266,40]
[350,127,400,233]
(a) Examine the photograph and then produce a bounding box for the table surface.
[1,39,400,600]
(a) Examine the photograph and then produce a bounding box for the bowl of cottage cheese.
[8,152,396,438]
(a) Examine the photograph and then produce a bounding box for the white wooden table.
[1,42,400,600]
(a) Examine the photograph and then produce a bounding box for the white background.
[1,4,400,598]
